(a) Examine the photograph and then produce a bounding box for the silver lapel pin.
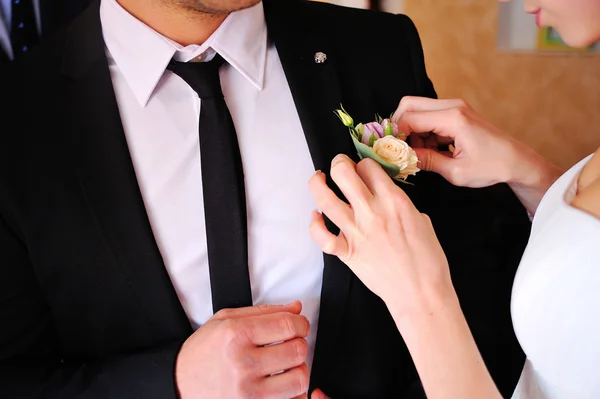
[314,52,327,64]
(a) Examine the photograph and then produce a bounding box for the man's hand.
[175,301,310,399]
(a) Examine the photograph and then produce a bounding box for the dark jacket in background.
[0,0,92,64]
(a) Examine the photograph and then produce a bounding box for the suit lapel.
[60,3,190,330]
[263,0,357,386]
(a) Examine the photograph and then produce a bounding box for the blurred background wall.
[405,0,600,169]
[315,0,600,169]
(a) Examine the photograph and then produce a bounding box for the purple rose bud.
[366,121,384,137]
[361,122,384,145]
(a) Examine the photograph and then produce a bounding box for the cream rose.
[372,136,420,180]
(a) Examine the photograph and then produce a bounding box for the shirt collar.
[100,0,267,107]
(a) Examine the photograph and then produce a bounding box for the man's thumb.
[414,148,453,176]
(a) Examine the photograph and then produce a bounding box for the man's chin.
[188,0,262,14]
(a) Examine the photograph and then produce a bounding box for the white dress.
[511,155,600,399]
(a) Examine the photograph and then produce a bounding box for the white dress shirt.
[100,0,324,371]
[0,0,41,60]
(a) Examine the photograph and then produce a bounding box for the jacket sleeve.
[0,64,184,398]
[396,13,437,100]
[0,205,184,399]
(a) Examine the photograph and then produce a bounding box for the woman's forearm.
[506,142,563,216]
[387,290,503,399]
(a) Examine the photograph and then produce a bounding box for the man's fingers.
[212,301,302,321]
[309,210,349,257]
[308,170,355,233]
[393,96,468,121]
[242,312,310,346]
[261,363,309,399]
[252,337,308,376]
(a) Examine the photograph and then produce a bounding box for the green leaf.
[354,123,364,143]
[348,127,361,142]
[368,133,377,147]
[384,122,393,136]
[393,177,414,185]
[350,134,401,179]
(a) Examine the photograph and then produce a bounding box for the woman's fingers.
[329,154,375,204]
[308,170,355,233]
[393,96,470,120]
[309,210,348,257]
[354,158,398,198]
[413,147,458,179]
[395,108,464,139]
[311,389,331,399]
[306,151,451,310]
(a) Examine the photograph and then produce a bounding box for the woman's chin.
[554,27,600,48]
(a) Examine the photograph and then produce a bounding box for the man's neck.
[116,0,227,46]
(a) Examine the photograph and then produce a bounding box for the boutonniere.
[334,105,420,184]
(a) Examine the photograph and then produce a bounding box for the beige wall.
[404,1,600,169]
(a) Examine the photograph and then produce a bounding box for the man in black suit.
[0,0,91,63]
[0,0,530,397]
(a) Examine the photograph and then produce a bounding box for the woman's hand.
[393,96,562,213]
[394,97,526,186]
[308,155,504,399]
[308,154,455,318]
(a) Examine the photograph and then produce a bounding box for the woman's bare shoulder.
[572,147,600,219]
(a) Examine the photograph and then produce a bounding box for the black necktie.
[167,54,253,313]
[10,0,40,57]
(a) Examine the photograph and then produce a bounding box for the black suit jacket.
[0,1,530,398]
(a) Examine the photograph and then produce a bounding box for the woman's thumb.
[311,389,331,399]
[414,148,454,176]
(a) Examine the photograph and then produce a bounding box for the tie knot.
[167,53,225,98]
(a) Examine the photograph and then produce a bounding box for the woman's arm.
[388,289,502,399]
[505,143,563,216]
